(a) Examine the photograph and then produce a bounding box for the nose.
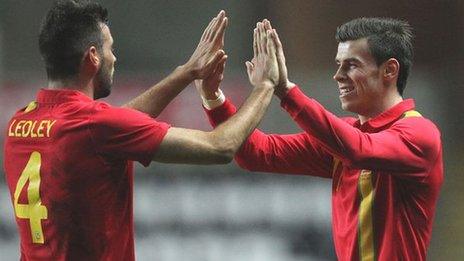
[333,66,346,82]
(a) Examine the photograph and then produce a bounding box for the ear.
[383,58,399,83]
[81,46,100,76]
[87,46,100,67]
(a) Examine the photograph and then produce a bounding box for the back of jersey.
[3,91,134,261]
[4,88,170,260]
[4,94,98,259]
[5,100,56,241]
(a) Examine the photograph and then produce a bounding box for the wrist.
[275,81,296,99]
[202,89,226,110]
[177,64,196,82]
[201,89,221,100]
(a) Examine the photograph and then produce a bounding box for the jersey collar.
[37,88,94,104]
[355,99,416,130]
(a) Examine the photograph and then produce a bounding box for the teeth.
[339,88,354,96]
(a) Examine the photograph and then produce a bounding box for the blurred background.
[0,0,463,260]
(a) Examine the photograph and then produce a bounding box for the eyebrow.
[335,57,361,64]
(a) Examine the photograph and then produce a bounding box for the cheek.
[349,72,368,90]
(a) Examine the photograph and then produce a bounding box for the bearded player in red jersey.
[3,1,281,260]
[198,19,443,260]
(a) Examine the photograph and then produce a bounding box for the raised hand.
[262,19,296,98]
[185,10,228,80]
[245,21,279,89]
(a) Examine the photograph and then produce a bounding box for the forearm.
[124,65,194,118]
[211,84,274,157]
[204,98,333,176]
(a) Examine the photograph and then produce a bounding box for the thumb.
[245,61,254,79]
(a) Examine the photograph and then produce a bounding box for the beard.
[93,59,113,99]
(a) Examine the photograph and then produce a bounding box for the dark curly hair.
[39,0,108,80]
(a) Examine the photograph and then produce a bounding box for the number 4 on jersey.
[13,151,48,244]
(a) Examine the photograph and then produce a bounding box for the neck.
[48,77,94,99]
[358,92,403,124]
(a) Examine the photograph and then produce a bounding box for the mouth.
[339,85,355,98]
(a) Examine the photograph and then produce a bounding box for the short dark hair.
[335,17,413,95]
[39,0,108,80]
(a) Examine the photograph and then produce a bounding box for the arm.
[281,88,440,173]
[204,99,333,177]
[194,21,333,177]
[153,22,280,165]
[123,10,228,118]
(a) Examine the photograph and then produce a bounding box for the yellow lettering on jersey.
[8,119,17,136]
[8,120,57,138]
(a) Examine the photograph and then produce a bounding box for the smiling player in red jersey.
[3,1,281,260]
[198,19,443,261]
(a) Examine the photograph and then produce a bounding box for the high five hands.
[245,20,279,90]
[195,17,296,100]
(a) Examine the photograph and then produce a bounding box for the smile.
[339,86,355,97]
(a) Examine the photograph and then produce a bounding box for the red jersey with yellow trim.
[205,86,443,261]
[3,89,170,261]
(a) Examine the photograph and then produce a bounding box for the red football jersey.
[205,86,443,261]
[4,89,169,260]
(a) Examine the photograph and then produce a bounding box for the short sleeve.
[89,102,170,166]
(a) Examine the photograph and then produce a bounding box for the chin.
[94,88,111,99]
[340,100,359,114]
[340,100,351,111]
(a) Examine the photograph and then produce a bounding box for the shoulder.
[395,115,441,138]
[89,101,169,133]
[392,115,441,159]
[91,101,153,123]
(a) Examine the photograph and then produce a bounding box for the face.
[94,24,116,99]
[333,38,385,117]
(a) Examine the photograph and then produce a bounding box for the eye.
[349,63,357,69]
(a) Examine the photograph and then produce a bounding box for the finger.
[253,28,258,58]
[201,17,217,41]
[245,61,254,79]
[207,50,226,72]
[256,22,264,54]
[272,29,285,59]
[216,55,227,76]
[204,17,220,41]
[211,54,227,75]
[212,17,228,45]
[209,11,226,41]
[263,19,273,31]
[258,22,267,54]
[201,18,214,41]
[266,30,277,57]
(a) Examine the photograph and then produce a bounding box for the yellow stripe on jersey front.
[358,170,375,261]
